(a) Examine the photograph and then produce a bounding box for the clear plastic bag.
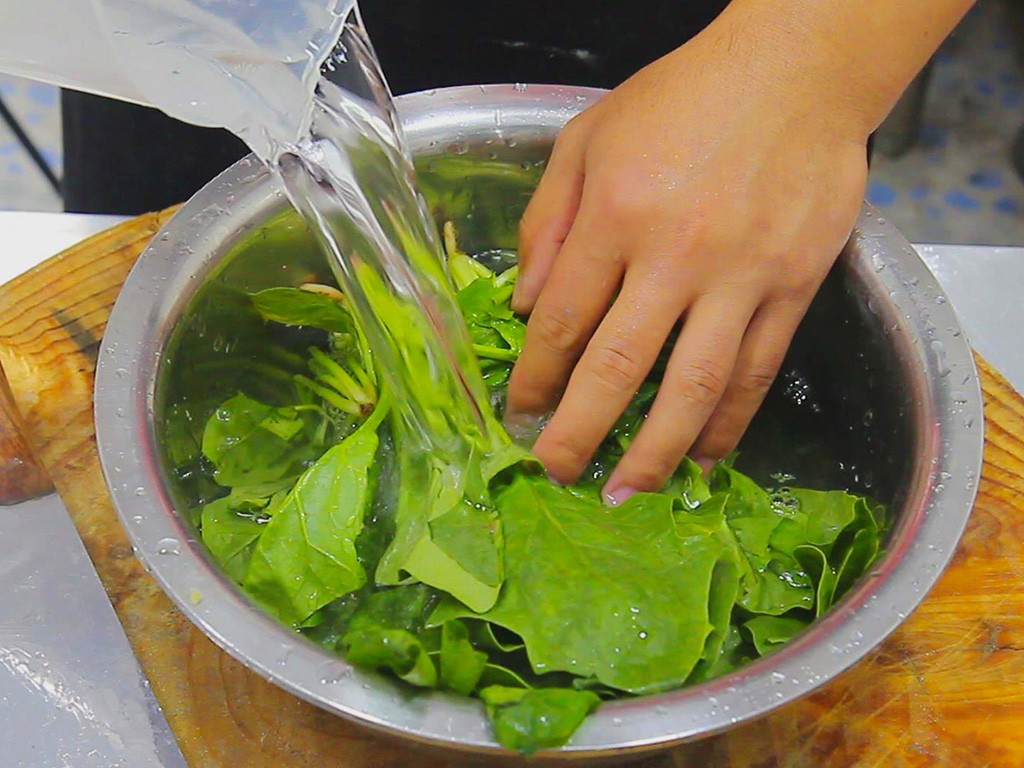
[0,0,354,158]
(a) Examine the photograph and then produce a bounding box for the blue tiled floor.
[867,0,1024,246]
[0,0,1022,247]
[0,76,62,212]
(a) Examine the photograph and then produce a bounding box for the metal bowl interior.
[95,85,984,761]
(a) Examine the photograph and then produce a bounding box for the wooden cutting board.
[0,210,1022,768]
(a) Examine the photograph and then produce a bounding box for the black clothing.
[62,2,729,214]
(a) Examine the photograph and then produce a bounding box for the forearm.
[709,0,977,140]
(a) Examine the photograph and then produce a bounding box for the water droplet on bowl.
[156,537,180,556]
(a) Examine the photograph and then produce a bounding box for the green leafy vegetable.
[377,441,529,613]
[742,615,807,656]
[201,393,318,488]
[178,231,888,753]
[429,501,502,588]
[433,476,736,694]
[252,286,355,334]
[479,686,601,755]
[341,585,440,687]
[199,493,270,583]
[439,620,488,695]
[243,427,378,625]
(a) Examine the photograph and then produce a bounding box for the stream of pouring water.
[271,10,497,459]
[90,0,501,459]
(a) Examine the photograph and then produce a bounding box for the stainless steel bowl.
[95,85,984,761]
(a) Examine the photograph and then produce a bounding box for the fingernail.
[511,272,538,314]
[546,473,564,487]
[511,279,525,311]
[603,484,636,507]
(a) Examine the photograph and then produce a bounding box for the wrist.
[705,0,973,140]
[687,3,877,144]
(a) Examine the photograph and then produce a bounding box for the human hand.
[504,10,871,503]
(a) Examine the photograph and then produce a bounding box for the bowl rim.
[94,84,985,759]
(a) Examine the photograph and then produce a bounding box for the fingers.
[529,274,688,484]
[689,300,806,464]
[504,216,624,423]
[602,295,754,503]
[513,120,588,314]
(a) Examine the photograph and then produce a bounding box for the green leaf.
[491,317,525,354]
[468,620,525,654]
[435,477,731,694]
[399,533,501,614]
[299,593,362,651]
[706,468,824,617]
[200,496,267,584]
[794,544,838,617]
[742,615,808,656]
[183,232,891,753]
[251,287,355,334]
[439,620,488,695]
[429,501,502,587]
[712,464,774,521]
[449,252,495,291]
[834,526,881,601]
[738,555,815,616]
[771,488,861,553]
[201,393,316,488]
[694,539,743,674]
[346,627,437,687]
[377,441,528,613]
[163,402,204,470]
[376,449,499,611]
[341,585,439,687]
[664,456,712,506]
[348,583,438,631]
[457,278,515,325]
[454,275,525,395]
[689,624,756,682]
[243,429,378,625]
[480,686,600,754]
[477,662,533,690]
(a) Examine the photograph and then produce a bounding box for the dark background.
[60,1,728,214]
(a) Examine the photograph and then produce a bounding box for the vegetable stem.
[295,374,361,415]
[473,344,519,363]
[310,347,375,405]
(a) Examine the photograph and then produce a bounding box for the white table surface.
[0,211,128,284]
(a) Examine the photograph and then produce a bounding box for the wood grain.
[0,210,1022,767]
[0,362,52,504]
